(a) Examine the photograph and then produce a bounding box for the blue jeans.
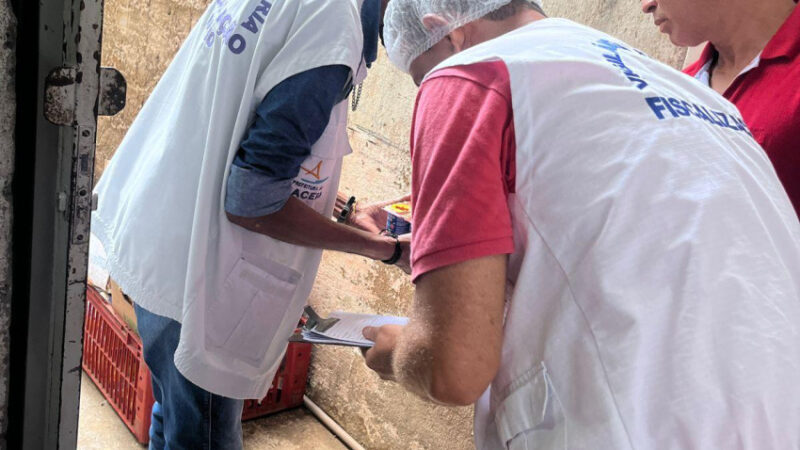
[135,304,244,450]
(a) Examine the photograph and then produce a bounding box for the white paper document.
[291,311,409,348]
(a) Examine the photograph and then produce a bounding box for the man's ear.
[447,28,466,52]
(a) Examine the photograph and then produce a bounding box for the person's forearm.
[392,318,498,407]
[392,319,440,403]
[227,197,396,261]
[391,257,507,406]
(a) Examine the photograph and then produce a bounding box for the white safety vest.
[428,19,800,449]
[92,0,366,399]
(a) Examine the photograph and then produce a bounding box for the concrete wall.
[97,1,686,449]
[96,0,208,180]
[0,0,14,445]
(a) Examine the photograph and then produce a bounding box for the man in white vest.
[363,1,800,448]
[92,0,406,448]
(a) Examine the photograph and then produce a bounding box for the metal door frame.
[8,0,120,447]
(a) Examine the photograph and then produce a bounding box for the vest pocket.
[207,257,302,366]
[495,363,566,450]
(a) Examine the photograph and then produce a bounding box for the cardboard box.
[109,279,138,334]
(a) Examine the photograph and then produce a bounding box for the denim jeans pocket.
[207,257,301,366]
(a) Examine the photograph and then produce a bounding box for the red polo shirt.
[684,3,800,216]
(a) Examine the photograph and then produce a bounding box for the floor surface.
[77,373,348,449]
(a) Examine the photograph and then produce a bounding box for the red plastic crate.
[83,286,153,444]
[241,340,312,421]
[82,286,312,444]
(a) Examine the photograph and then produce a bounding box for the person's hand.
[348,194,411,234]
[362,324,404,381]
[394,233,411,275]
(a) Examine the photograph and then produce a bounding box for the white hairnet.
[384,0,543,73]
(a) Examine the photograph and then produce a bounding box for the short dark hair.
[484,0,546,21]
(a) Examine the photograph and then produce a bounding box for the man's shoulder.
[310,0,359,13]
[425,60,512,102]
[266,0,360,28]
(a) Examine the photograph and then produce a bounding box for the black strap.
[337,196,357,223]
[381,235,403,265]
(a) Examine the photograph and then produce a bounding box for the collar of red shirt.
[689,2,800,73]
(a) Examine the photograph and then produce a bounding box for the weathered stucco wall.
[97,1,686,449]
[0,0,14,445]
[548,0,686,68]
[96,0,208,180]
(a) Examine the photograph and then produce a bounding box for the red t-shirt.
[684,3,800,215]
[409,61,516,281]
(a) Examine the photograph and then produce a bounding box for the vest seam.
[510,195,636,450]
[425,70,512,106]
[92,214,184,321]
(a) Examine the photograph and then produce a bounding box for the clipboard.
[289,306,408,348]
